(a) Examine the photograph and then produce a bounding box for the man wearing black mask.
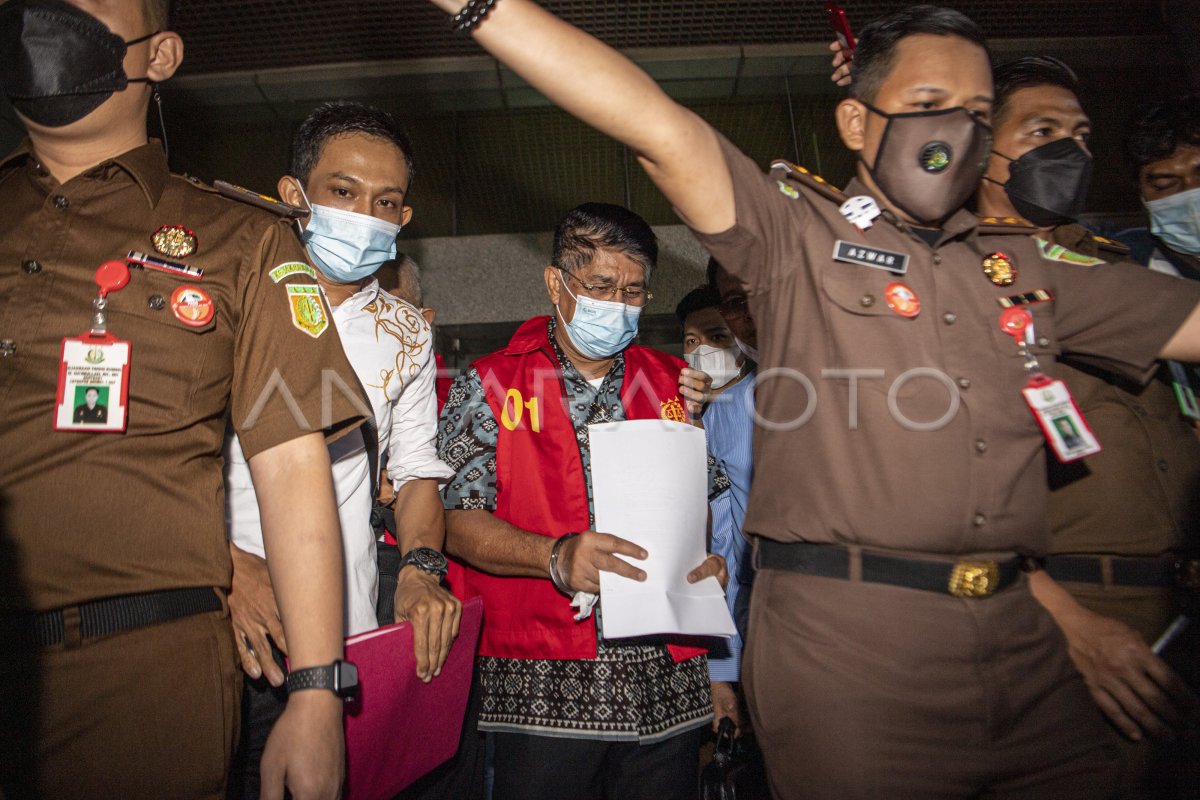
[422,0,1200,796]
[0,2,364,798]
[970,56,1200,800]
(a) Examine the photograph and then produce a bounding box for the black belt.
[1044,554,1200,590]
[25,587,222,648]
[756,540,1022,598]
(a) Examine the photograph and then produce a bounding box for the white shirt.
[224,280,453,636]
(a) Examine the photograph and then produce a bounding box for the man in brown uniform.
[0,1,364,798]
[419,0,1200,796]
[970,56,1200,799]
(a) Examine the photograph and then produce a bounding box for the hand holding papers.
[588,419,736,639]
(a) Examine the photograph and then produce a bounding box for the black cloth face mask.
[988,137,1093,227]
[0,0,156,128]
[861,102,993,225]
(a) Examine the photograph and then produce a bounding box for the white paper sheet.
[589,419,736,639]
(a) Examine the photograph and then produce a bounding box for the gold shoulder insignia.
[1088,234,1131,256]
[770,159,846,205]
[976,215,1038,234]
[213,179,307,219]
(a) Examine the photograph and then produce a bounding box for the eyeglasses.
[558,267,653,305]
[717,295,749,319]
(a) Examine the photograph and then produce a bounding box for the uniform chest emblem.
[660,396,686,423]
[152,225,198,258]
[286,284,329,338]
[982,251,1017,286]
[170,285,214,327]
[884,282,921,318]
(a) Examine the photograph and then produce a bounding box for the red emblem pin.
[170,285,214,327]
[884,282,921,318]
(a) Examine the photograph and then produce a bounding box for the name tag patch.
[833,240,909,274]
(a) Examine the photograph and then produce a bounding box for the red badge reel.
[53,261,133,433]
[998,307,1100,462]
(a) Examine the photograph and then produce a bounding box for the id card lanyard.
[54,261,133,433]
[999,306,1101,463]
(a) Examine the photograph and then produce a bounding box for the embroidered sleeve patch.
[1037,240,1104,267]
[286,284,329,338]
[270,261,317,282]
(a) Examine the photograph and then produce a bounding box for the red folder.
[343,596,482,799]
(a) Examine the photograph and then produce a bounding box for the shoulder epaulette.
[770,159,846,205]
[212,179,308,219]
[976,215,1038,235]
[1088,233,1131,256]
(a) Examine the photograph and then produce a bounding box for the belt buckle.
[1176,559,1200,591]
[949,560,999,598]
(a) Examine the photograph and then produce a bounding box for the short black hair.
[143,0,172,30]
[1125,94,1200,172]
[675,285,721,326]
[849,5,990,103]
[552,202,658,281]
[992,56,1080,127]
[290,101,415,189]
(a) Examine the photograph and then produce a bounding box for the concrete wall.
[406,224,712,327]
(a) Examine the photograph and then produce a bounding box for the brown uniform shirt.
[0,141,366,612]
[1041,226,1200,557]
[692,134,1200,557]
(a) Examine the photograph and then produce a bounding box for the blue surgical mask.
[556,277,641,359]
[297,183,402,283]
[1146,186,1200,256]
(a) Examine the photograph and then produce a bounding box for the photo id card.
[55,334,131,433]
[1021,375,1100,463]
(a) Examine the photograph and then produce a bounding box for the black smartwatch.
[285,659,359,700]
[398,546,449,580]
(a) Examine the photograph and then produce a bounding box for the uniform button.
[1037,336,1050,348]
[943,312,957,325]
[933,254,942,265]
[148,294,165,310]
[1158,459,1169,472]
[974,439,988,453]
[957,377,971,389]
[1133,404,1147,416]
[972,513,987,527]
[52,194,69,209]
[860,294,875,307]
[0,339,15,357]
[22,259,42,274]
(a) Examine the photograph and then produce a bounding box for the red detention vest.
[451,316,705,663]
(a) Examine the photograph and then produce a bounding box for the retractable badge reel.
[54,261,133,432]
[999,307,1099,462]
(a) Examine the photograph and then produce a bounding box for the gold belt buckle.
[948,560,999,598]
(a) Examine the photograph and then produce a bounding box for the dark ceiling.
[1,1,1190,240]
[170,0,1167,74]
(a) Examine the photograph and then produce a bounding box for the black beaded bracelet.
[549,532,579,595]
[450,0,499,33]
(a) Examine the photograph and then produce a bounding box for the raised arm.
[424,0,734,234]
[1160,301,1200,361]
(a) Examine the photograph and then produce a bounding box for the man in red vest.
[436,202,728,800]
